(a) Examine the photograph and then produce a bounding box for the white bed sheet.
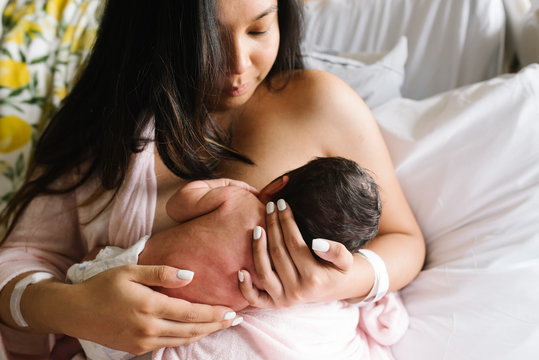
[303,0,506,100]
[372,64,539,359]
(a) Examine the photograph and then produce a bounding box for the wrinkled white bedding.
[373,64,539,359]
[304,0,506,100]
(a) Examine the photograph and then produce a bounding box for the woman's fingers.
[250,225,285,300]
[157,312,243,339]
[68,265,242,355]
[156,296,239,324]
[237,270,275,308]
[273,199,316,272]
[244,200,357,308]
[264,203,300,287]
[116,317,239,355]
[128,264,241,324]
[311,239,354,271]
[128,264,195,289]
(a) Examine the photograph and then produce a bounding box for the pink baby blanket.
[153,293,408,360]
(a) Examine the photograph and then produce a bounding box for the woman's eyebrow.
[253,5,278,21]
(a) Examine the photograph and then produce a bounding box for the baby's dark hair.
[271,157,381,253]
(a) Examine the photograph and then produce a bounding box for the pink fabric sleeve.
[0,182,86,358]
[0,188,85,290]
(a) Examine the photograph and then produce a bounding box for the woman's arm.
[0,187,239,355]
[319,70,425,294]
[0,265,239,355]
[239,70,425,306]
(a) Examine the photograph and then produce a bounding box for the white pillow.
[303,0,506,100]
[372,64,539,359]
[303,37,407,108]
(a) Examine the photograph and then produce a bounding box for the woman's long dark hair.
[1,0,304,241]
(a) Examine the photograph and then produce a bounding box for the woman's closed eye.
[248,12,276,37]
[249,29,270,36]
[248,21,273,36]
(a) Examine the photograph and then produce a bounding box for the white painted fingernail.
[224,311,236,320]
[232,316,243,326]
[238,270,244,283]
[177,270,194,280]
[312,239,330,252]
[266,201,275,214]
[253,226,262,240]
[277,199,286,211]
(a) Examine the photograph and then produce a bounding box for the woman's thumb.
[311,239,354,271]
[132,265,194,288]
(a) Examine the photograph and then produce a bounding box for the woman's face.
[214,0,280,111]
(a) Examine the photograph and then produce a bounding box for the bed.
[1,0,539,359]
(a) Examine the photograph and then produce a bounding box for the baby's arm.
[167,179,259,223]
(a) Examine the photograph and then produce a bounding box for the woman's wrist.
[354,249,389,304]
[343,253,376,302]
[0,273,65,333]
[10,272,55,327]
[20,277,72,333]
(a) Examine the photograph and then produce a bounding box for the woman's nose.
[228,39,251,75]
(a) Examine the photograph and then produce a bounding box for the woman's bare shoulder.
[274,69,372,122]
[267,70,375,139]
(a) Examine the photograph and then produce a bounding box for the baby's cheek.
[157,232,255,311]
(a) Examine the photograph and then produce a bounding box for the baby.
[154,156,382,310]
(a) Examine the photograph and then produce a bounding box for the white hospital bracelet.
[356,249,389,305]
[10,272,55,328]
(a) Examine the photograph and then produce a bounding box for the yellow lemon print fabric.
[0,115,31,153]
[0,0,101,209]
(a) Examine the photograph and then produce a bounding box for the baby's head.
[271,157,381,253]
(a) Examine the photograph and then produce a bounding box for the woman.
[0,0,425,357]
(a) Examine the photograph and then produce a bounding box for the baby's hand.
[257,175,288,203]
[167,178,259,224]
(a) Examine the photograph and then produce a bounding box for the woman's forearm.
[1,264,241,354]
[368,232,426,291]
[0,272,68,333]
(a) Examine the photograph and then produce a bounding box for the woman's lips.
[225,83,249,97]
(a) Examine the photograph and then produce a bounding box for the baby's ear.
[258,175,289,203]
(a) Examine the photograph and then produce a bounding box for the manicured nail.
[266,201,275,214]
[232,316,244,326]
[312,239,330,252]
[277,199,286,211]
[253,226,262,240]
[224,311,236,320]
[177,269,194,280]
[238,270,244,283]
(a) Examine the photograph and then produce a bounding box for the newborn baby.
[150,156,381,310]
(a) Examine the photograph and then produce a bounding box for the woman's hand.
[53,265,240,355]
[238,199,357,308]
